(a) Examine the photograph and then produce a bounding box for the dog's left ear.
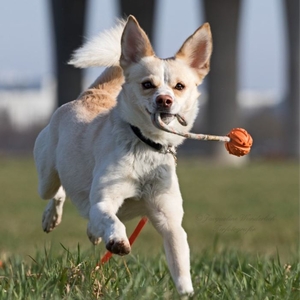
[176,23,212,81]
[120,15,155,69]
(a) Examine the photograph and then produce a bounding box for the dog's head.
[118,16,212,146]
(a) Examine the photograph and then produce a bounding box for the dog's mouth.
[159,113,175,125]
[160,113,187,126]
[147,109,188,127]
[146,110,176,125]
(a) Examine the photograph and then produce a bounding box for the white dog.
[34,16,212,295]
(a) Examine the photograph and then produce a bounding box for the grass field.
[0,156,298,299]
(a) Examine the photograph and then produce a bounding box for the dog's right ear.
[120,15,155,69]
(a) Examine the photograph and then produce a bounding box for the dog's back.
[75,66,124,120]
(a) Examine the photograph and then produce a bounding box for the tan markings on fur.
[163,59,201,96]
[78,66,124,118]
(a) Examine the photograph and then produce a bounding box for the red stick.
[100,216,148,264]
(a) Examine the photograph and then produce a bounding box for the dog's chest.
[130,151,176,199]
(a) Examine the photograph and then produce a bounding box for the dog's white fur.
[34,16,212,295]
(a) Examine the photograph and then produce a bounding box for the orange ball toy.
[225,128,253,157]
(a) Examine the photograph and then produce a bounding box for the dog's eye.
[141,81,155,89]
[174,83,185,91]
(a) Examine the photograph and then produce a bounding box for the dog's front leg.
[88,175,134,255]
[146,186,194,295]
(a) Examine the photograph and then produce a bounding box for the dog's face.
[119,16,212,142]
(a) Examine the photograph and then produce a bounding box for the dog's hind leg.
[42,186,66,233]
[35,155,66,233]
[34,127,66,232]
[36,166,66,233]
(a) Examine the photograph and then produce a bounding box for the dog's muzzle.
[159,113,175,125]
[147,108,187,126]
[159,112,188,126]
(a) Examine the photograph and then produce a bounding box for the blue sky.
[0,0,287,101]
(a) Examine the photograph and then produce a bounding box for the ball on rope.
[225,128,253,157]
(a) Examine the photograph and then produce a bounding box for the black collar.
[130,125,177,163]
[130,125,164,152]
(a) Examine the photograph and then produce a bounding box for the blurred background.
[0,0,298,159]
[0,1,298,261]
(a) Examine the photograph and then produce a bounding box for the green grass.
[0,246,299,299]
[0,156,298,298]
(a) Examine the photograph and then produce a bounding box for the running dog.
[34,16,212,295]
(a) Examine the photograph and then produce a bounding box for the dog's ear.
[120,15,155,68]
[175,23,212,81]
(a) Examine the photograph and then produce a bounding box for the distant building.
[0,75,55,130]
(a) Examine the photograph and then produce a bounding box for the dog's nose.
[156,95,173,109]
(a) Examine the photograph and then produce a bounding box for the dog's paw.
[42,201,63,233]
[87,228,102,245]
[176,277,194,297]
[106,239,131,256]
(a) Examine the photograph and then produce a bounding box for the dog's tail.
[68,19,126,68]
